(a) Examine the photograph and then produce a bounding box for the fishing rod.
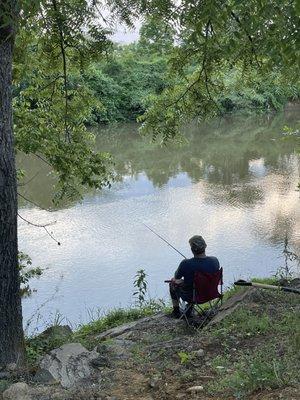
[234,280,300,295]
[142,222,187,259]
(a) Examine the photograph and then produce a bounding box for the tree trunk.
[0,0,25,367]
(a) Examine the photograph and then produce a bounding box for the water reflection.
[18,111,299,210]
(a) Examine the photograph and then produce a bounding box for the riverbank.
[1,278,299,400]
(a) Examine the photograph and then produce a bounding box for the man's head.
[189,235,207,255]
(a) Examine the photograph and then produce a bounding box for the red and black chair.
[180,268,223,328]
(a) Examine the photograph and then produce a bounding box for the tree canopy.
[138,0,300,140]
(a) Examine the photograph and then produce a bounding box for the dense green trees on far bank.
[14,15,300,127]
[84,43,300,125]
[84,46,169,124]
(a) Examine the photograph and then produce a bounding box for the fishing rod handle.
[234,280,251,286]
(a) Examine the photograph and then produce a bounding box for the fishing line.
[141,222,187,259]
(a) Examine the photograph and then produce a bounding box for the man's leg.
[169,283,181,318]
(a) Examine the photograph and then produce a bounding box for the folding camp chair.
[180,268,223,329]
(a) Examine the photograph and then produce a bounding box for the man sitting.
[169,235,220,318]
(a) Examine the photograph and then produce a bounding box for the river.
[18,109,300,334]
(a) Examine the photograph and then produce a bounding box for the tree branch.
[230,10,260,67]
[51,0,70,143]
[17,171,40,186]
[18,213,61,245]
[17,213,56,228]
[35,153,52,167]
[38,75,64,91]
[17,192,54,212]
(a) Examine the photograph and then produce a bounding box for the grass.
[25,300,166,365]
[74,300,166,344]
[209,341,299,399]
[212,306,272,338]
[208,303,300,399]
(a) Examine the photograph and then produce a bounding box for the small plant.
[275,235,299,281]
[133,269,148,307]
[18,251,43,297]
[178,351,192,364]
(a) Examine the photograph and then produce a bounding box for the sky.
[112,26,140,44]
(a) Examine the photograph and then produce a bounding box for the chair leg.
[194,299,222,330]
[179,303,194,327]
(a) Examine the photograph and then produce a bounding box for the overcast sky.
[112,26,140,44]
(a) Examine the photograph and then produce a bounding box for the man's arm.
[171,260,185,285]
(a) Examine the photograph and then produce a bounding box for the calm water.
[18,110,300,333]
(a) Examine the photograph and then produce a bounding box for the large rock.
[95,314,162,341]
[2,382,31,400]
[96,338,134,362]
[38,325,73,342]
[35,343,99,388]
[208,287,256,326]
[95,320,144,341]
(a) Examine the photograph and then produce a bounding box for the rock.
[6,363,17,372]
[186,385,204,393]
[175,394,186,399]
[39,325,73,341]
[193,349,204,357]
[291,278,300,289]
[2,382,31,400]
[207,288,255,326]
[95,315,161,341]
[96,339,133,360]
[149,374,161,388]
[0,371,10,379]
[95,320,142,341]
[35,343,99,388]
[50,390,70,400]
[90,355,111,368]
[34,368,58,385]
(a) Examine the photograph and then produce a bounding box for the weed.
[178,351,194,364]
[18,251,44,297]
[130,343,150,364]
[275,236,299,281]
[133,269,148,307]
[26,329,71,366]
[180,370,195,382]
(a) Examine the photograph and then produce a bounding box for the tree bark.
[0,0,25,367]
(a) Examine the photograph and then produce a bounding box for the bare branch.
[35,153,52,167]
[18,171,40,186]
[18,213,61,245]
[17,213,56,228]
[17,192,54,212]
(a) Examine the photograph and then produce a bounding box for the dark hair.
[191,244,205,255]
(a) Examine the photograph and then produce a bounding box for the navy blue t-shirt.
[175,256,220,290]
